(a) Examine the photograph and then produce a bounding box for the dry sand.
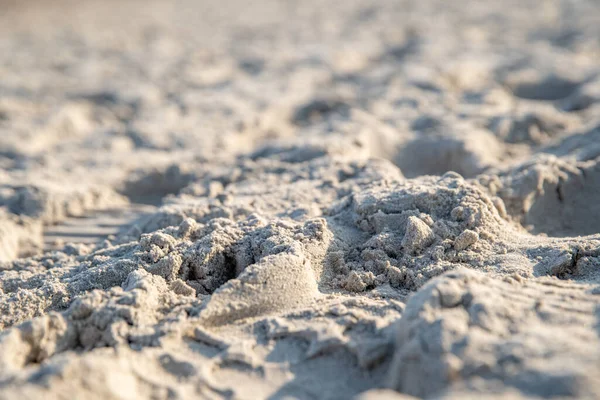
[1,0,600,399]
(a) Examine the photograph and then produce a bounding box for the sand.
[0,0,600,398]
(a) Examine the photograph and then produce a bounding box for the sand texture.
[1,0,600,399]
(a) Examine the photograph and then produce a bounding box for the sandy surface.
[1,0,600,399]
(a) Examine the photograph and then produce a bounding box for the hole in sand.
[392,131,500,179]
[510,75,581,101]
[120,164,195,206]
[290,98,351,127]
[524,163,600,237]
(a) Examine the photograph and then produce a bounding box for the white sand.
[1,0,600,398]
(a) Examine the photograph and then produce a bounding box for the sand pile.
[1,0,599,399]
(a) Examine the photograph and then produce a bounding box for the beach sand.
[1,0,600,398]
